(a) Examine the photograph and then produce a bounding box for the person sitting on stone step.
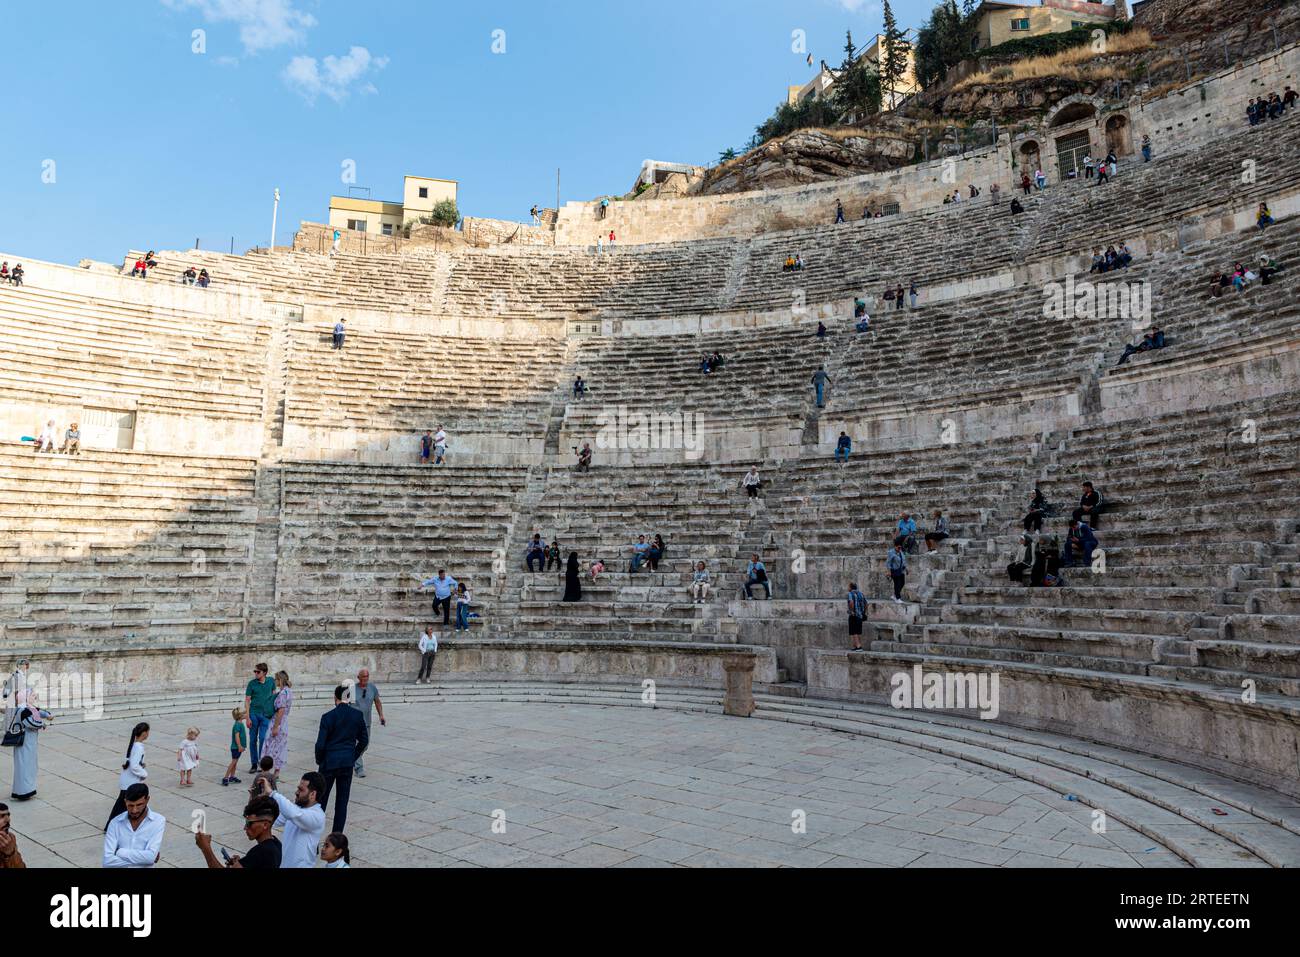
[783,255,796,272]
[525,534,546,573]
[545,540,563,572]
[628,536,650,575]
[924,510,950,552]
[700,354,712,374]
[181,266,197,285]
[1284,86,1298,111]
[835,432,852,464]
[741,468,762,498]
[894,512,918,551]
[1061,520,1098,569]
[576,442,593,472]
[1071,482,1104,529]
[1089,248,1106,274]
[1007,534,1034,584]
[588,558,605,582]
[816,321,827,338]
[1256,253,1282,284]
[1116,330,1159,366]
[572,376,587,399]
[743,554,770,600]
[1115,242,1133,268]
[59,423,80,455]
[1024,486,1049,533]
[646,535,667,572]
[1009,198,1025,215]
[197,269,210,288]
[1257,202,1275,230]
[691,562,711,603]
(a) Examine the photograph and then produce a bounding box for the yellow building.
[786,34,917,112]
[971,0,1117,51]
[328,175,458,236]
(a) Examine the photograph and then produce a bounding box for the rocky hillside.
[693,127,917,196]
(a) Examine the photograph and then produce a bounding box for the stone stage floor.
[2,698,1185,868]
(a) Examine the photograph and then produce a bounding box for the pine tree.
[832,30,882,123]
[881,0,913,109]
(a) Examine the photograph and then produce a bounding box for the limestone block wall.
[805,649,1300,799]
[463,216,554,247]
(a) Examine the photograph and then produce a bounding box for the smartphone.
[221,847,232,864]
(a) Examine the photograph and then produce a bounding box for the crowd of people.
[1,658,375,869]
[1006,482,1105,587]
[1088,242,1133,273]
[1246,87,1297,125]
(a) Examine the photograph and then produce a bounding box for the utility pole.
[270,188,280,252]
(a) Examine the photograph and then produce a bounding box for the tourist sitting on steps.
[525,534,546,573]
[691,562,711,603]
[835,432,852,464]
[1031,537,1063,588]
[181,266,197,285]
[1072,482,1104,529]
[60,423,80,455]
[1257,202,1274,231]
[744,554,770,600]
[1061,520,1098,569]
[573,376,587,399]
[646,534,667,572]
[1024,487,1049,532]
[1009,198,1025,215]
[589,558,604,582]
[816,321,827,338]
[1257,253,1282,284]
[924,510,949,552]
[741,467,762,498]
[1116,328,1166,366]
[1007,534,1035,584]
[628,535,650,575]
[894,512,918,552]
[576,442,593,472]
[197,269,210,288]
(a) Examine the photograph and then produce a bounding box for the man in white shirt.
[261,773,326,869]
[433,426,448,465]
[417,626,438,684]
[103,784,165,868]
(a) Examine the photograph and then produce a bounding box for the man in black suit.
[315,685,369,834]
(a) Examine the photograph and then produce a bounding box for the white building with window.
[328,175,458,236]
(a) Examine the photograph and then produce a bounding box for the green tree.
[881,1,913,108]
[913,0,974,89]
[831,30,882,122]
[754,94,842,144]
[424,199,460,228]
[719,147,737,163]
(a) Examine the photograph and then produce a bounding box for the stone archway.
[1105,114,1132,156]
[1018,139,1042,174]
[1046,95,1101,129]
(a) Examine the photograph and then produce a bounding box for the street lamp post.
[270,188,280,252]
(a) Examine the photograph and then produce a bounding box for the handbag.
[2,709,26,748]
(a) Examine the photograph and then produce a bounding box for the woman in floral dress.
[263,671,293,774]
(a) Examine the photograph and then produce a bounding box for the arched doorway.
[1105,114,1132,156]
[1018,140,1041,175]
[1054,131,1093,180]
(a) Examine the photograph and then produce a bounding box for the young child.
[176,727,200,787]
[249,755,278,800]
[321,832,351,868]
[223,707,248,786]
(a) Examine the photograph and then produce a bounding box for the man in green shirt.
[243,664,276,774]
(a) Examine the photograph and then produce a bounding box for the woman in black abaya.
[563,553,582,602]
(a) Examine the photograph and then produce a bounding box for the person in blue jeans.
[744,554,771,599]
[420,569,459,625]
[629,536,650,574]
[243,664,276,774]
[525,535,546,572]
[835,432,852,463]
[455,582,472,632]
[811,367,831,408]
[1061,520,1098,568]
[887,545,908,603]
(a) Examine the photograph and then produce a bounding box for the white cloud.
[161,0,317,54]
[283,47,389,104]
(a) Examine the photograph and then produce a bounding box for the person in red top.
[608,231,615,245]
[1020,172,1031,195]
[131,258,147,279]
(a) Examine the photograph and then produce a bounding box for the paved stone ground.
[1,701,1186,868]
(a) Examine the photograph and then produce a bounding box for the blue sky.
[1,0,934,265]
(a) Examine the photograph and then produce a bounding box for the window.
[347,219,367,233]
[1072,21,1089,28]
[882,203,901,217]
[1011,18,1030,30]
[418,187,429,199]
[382,223,394,236]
